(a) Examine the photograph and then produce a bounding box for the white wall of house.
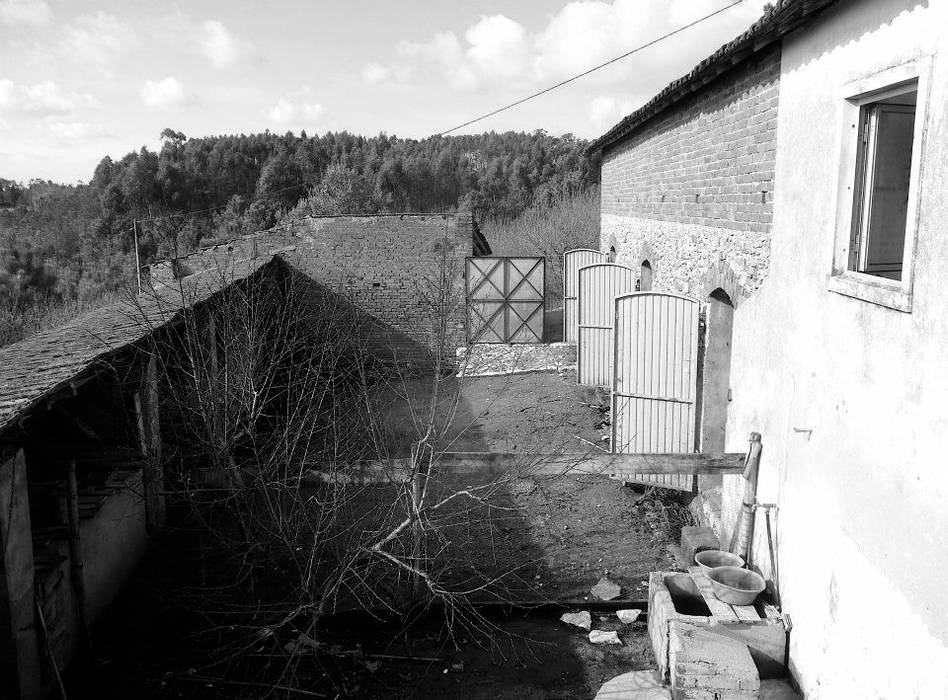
[723,0,948,696]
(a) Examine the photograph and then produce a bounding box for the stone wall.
[599,46,780,301]
[147,214,474,365]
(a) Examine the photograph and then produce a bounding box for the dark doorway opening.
[639,260,653,291]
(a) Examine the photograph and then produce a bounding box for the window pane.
[863,105,915,280]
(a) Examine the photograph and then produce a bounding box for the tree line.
[0,129,598,318]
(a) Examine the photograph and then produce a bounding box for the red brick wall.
[601,46,780,234]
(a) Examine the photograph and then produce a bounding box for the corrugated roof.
[588,0,842,155]
[0,254,275,434]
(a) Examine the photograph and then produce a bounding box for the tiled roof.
[0,255,275,434]
[587,0,842,155]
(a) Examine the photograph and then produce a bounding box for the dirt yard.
[375,370,684,601]
[71,370,688,699]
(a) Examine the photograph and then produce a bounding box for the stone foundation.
[455,342,576,377]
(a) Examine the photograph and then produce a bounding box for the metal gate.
[563,249,606,344]
[576,263,637,386]
[612,292,699,491]
[466,257,545,343]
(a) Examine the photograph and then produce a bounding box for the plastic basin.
[706,566,766,606]
[694,549,745,574]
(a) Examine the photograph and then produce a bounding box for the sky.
[0,0,770,183]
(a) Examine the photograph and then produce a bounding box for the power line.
[436,0,745,136]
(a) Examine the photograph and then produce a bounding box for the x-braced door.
[466,257,545,343]
[612,292,699,492]
[577,263,637,387]
[563,249,607,344]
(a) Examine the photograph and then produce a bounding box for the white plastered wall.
[722,0,948,696]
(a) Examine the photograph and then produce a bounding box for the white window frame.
[828,57,932,313]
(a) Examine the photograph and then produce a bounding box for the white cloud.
[140,77,188,111]
[589,95,635,130]
[375,18,529,91]
[265,91,325,127]
[464,15,531,82]
[45,121,113,143]
[62,12,137,70]
[0,79,100,116]
[366,0,772,92]
[201,20,252,68]
[362,62,390,85]
[0,0,51,27]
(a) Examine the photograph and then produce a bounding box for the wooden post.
[135,354,165,532]
[0,449,43,699]
[65,460,90,648]
[207,312,219,438]
[133,219,142,294]
[729,432,762,561]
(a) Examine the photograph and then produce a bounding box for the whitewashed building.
[590,0,948,696]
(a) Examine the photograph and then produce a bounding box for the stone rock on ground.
[588,629,622,645]
[560,610,592,630]
[616,608,642,624]
[591,575,621,601]
[593,670,669,699]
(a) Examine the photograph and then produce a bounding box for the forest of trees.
[0,129,598,331]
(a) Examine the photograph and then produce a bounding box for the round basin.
[706,566,766,606]
[694,549,745,574]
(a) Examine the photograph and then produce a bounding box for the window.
[608,245,616,263]
[830,58,930,312]
[849,86,916,281]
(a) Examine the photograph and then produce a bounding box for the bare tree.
[117,234,584,696]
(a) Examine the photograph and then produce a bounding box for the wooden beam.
[65,460,90,648]
[304,450,747,486]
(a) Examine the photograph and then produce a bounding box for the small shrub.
[480,187,600,307]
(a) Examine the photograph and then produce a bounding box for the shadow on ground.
[67,371,676,699]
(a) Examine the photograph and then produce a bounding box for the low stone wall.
[455,342,576,377]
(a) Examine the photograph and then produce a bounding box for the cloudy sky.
[0,0,769,183]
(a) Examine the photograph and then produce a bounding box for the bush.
[479,186,600,307]
[0,291,122,348]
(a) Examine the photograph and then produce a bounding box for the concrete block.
[594,670,669,700]
[681,526,720,564]
[649,571,786,683]
[670,621,760,700]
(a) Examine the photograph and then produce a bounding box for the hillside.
[0,129,599,345]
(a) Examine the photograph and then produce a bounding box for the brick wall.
[148,214,473,366]
[600,46,781,300]
[282,214,472,364]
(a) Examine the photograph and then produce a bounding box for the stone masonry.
[600,46,780,302]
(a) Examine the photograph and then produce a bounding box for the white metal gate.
[563,249,606,344]
[612,292,699,491]
[576,263,637,387]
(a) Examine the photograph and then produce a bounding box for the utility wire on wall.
[436,0,745,136]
